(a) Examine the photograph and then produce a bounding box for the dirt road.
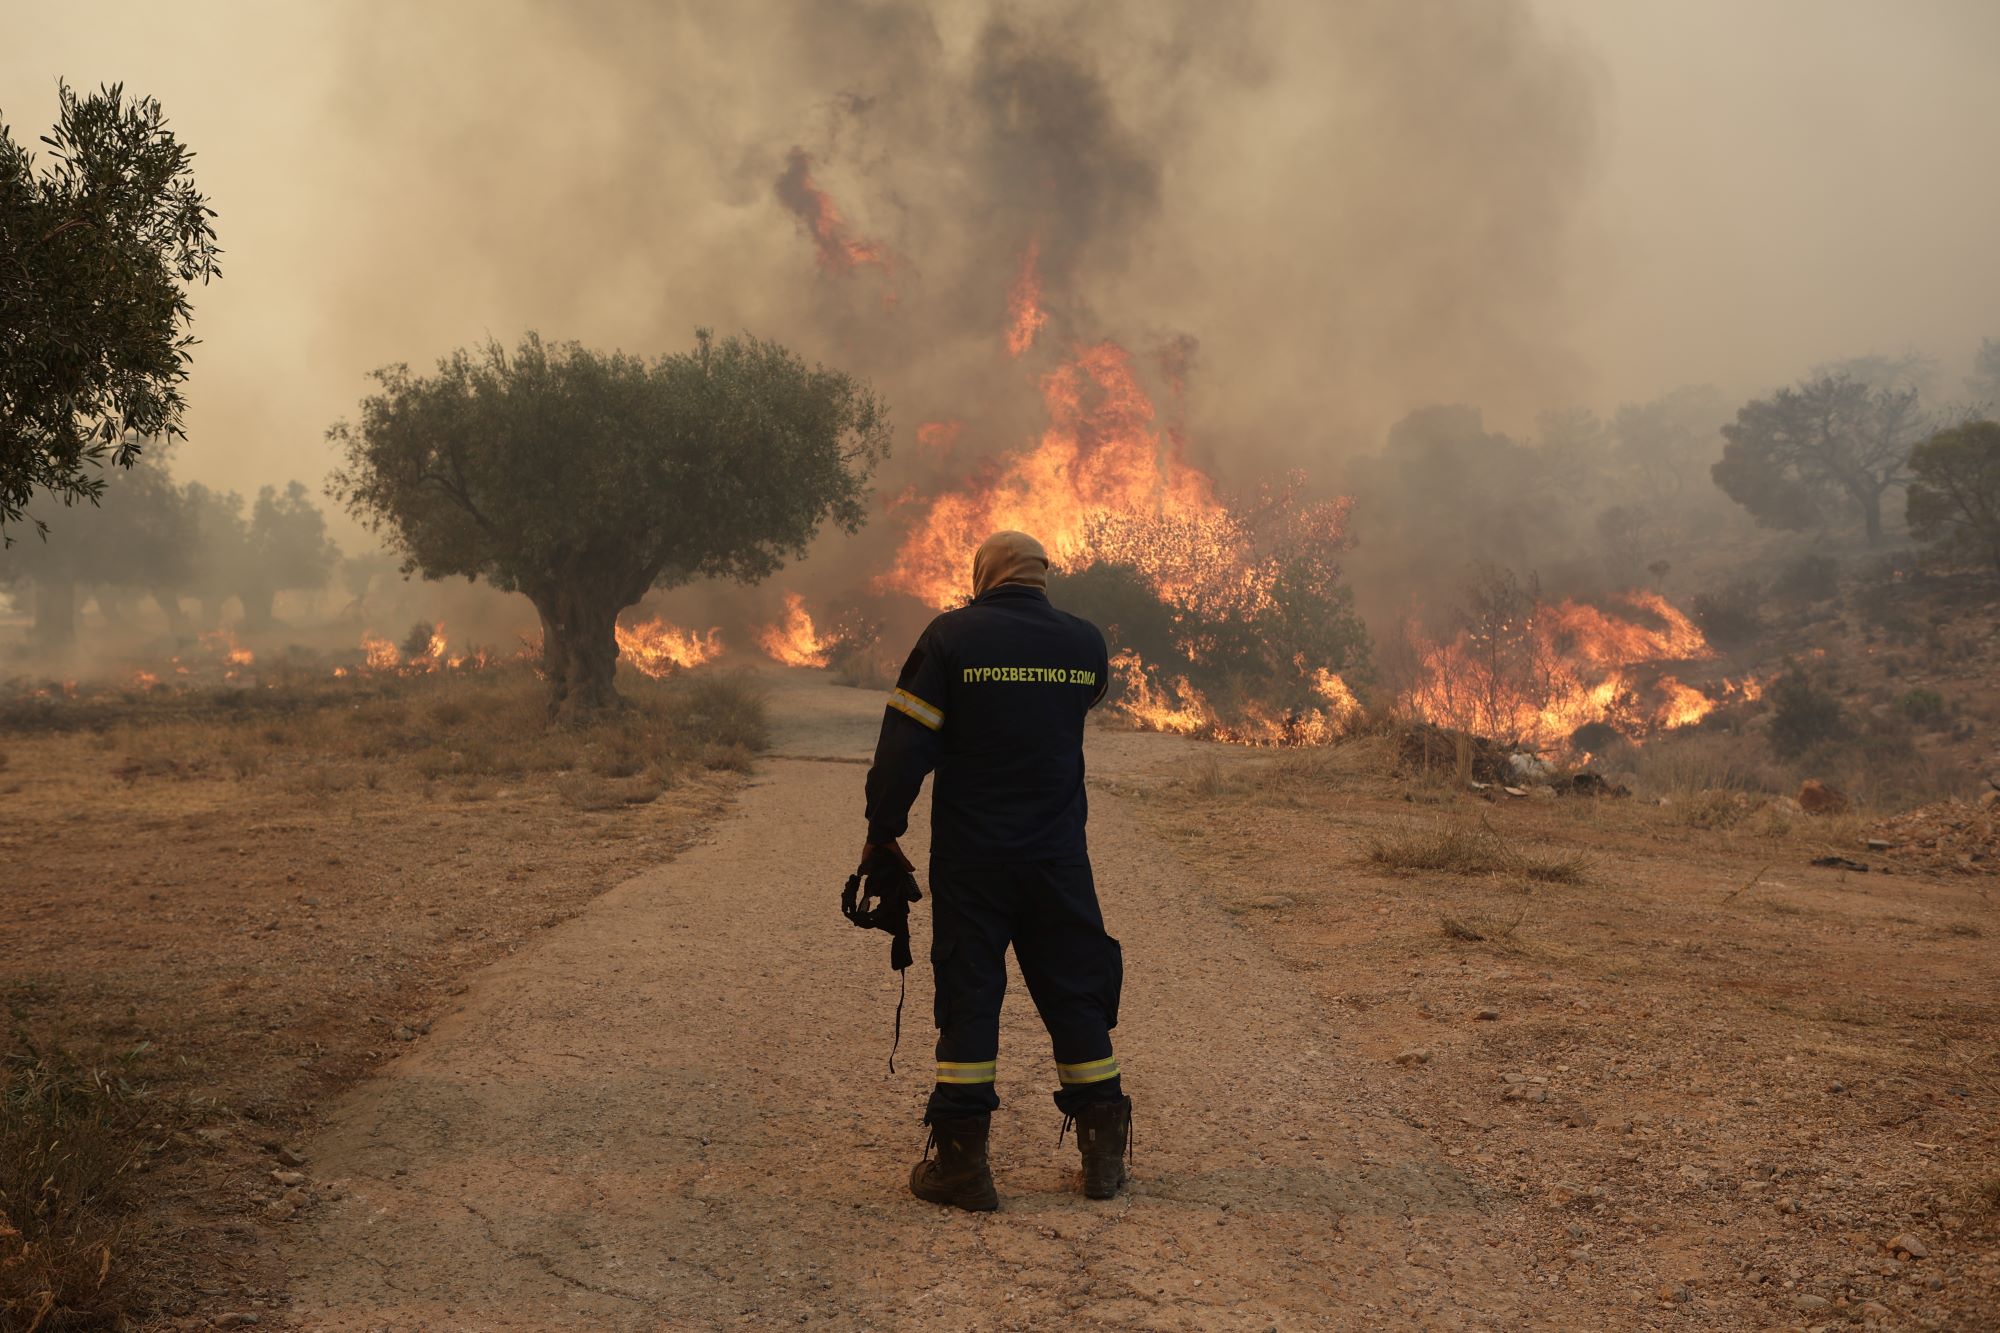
[287,673,1585,1330]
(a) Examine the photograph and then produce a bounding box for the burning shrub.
[1767,663,1849,759]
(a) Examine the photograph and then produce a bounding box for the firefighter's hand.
[859,838,915,874]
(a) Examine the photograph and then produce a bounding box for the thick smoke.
[15,0,1997,661]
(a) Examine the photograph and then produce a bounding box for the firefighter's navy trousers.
[926,855,1124,1123]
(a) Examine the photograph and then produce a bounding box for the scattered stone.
[270,1170,306,1187]
[1791,1293,1832,1313]
[1778,1196,1799,1215]
[1865,839,1894,851]
[1474,1008,1500,1021]
[1811,855,1870,872]
[264,1197,297,1221]
[1501,1084,1548,1104]
[1392,1049,1431,1068]
[394,1025,417,1042]
[1857,1302,1891,1323]
[1656,1281,1690,1303]
[1887,1232,1929,1259]
[1799,780,1851,816]
[213,1316,261,1329]
[276,1146,307,1167]
[193,1125,231,1148]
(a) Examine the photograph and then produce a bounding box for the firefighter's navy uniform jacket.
[864,583,1125,1121]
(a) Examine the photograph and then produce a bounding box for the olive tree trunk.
[532,588,626,722]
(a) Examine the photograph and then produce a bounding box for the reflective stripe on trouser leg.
[1056,1055,1120,1086]
[935,1060,996,1085]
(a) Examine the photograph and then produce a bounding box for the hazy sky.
[7,0,1998,523]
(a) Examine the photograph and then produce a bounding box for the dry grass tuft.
[1370,819,1590,884]
[0,1042,166,1329]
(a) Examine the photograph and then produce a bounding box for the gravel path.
[286,673,1574,1330]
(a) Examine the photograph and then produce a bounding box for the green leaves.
[0,82,221,537]
[329,330,889,707]
[1906,419,2000,576]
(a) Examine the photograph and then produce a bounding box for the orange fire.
[1400,592,1724,750]
[756,592,839,668]
[775,147,889,274]
[360,633,402,672]
[200,630,254,667]
[1005,240,1048,358]
[880,342,1237,612]
[916,420,963,458]
[616,618,724,678]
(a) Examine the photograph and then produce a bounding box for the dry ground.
[1138,738,2000,1329]
[6,666,1999,1330]
[0,667,760,1324]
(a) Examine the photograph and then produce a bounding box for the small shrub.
[1690,580,1763,647]
[1899,688,1946,725]
[1772,553,1841,605]
[1768,664,1848,759]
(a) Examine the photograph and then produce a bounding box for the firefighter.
[861,529,1130,1211]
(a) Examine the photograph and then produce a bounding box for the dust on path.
[287,672,1583,1330]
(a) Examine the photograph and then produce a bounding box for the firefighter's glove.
[842,849,923,972]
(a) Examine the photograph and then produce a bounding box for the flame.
[200,630,253,666]
[879,342,1237,612]
[361,633,402,671]
[615,618,724,677]
[1005,239,1048,357]
[755,592,839,668]
[916,420,962,457]
[774,147,889,274]
[1400,592,1723,749]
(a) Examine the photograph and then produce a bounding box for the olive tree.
[1713,373,1927,544]
[0,83,220,536]
[330,331,888,717]
[1906,419,2000,577]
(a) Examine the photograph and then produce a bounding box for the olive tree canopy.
[330,331,889,717]
[0,83,220,537]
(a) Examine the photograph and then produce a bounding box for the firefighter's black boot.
[1071,1095,1132,1199]
[909,1114,999,1212]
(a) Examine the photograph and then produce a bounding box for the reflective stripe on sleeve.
[887,687,944,731]
[935,1060,996,1085]
[1056,1056,1120,1085]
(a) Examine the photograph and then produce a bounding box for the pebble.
[394,1025,417,1041]
[1887,1232,1929,1259]
[276,1146,307,1167]
[1392,1049,1431,1067]
[1501,1085,1548,1103]
[1474,1008,1500,1021]
[1791,1293,1832,1312]
[1778,1196,1799,1215]
[1656,1281,1689,1303]
[270,1170,307,1187]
